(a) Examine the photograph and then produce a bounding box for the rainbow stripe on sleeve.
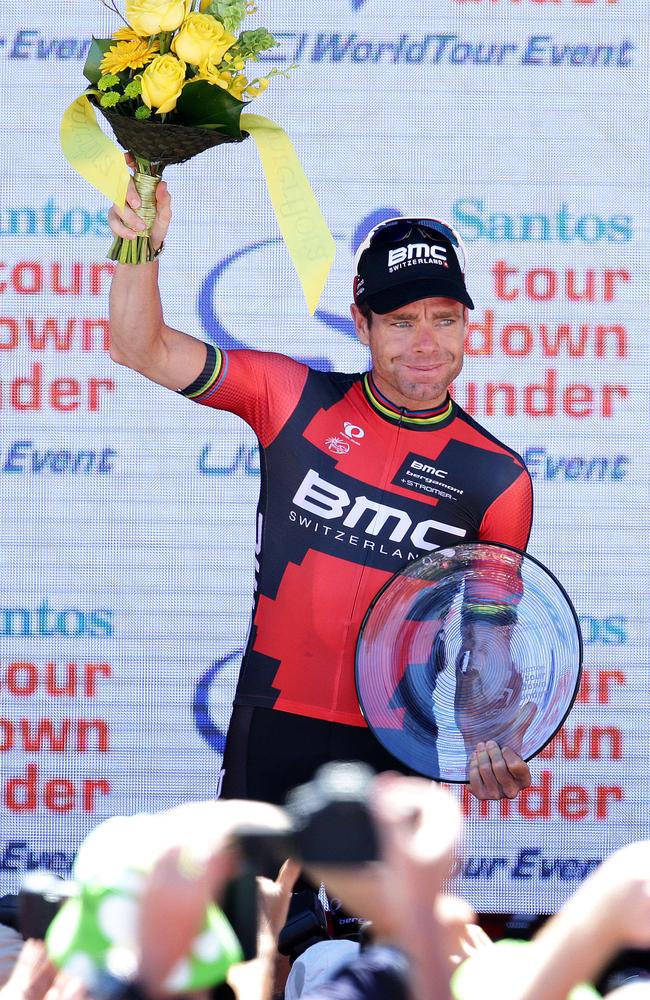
[179,344,228,402]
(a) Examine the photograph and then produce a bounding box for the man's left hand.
[468,740,531,800]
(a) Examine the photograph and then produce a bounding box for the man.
[108,180,533,803]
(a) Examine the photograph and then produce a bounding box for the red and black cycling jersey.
[181,346,533,728]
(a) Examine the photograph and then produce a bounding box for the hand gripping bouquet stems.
[61,0,335,313]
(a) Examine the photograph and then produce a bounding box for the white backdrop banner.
[1,0,648,912]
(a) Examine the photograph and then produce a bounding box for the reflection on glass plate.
[355,543,582,782]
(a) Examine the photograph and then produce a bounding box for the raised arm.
[107,163,207,391]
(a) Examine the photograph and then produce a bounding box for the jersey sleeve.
[178,344,309,448]
[463,468,533,625]
[478,468,533,551]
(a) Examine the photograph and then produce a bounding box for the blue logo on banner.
[0,841,74,874]
[450,850,601,882]
[193,651,242,753]
[198,443,260,477]
[0,601,113,638]
[260,32,633,69]
[0,199,109,238]
[198,208,400,368]
[578,616,627,646]
[524,449,630,482]
[3,441,117,475]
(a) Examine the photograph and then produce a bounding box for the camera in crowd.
[238,760,380,961]
[238,760,380,872]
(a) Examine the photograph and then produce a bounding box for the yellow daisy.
[111,26,141,42]
[100,38,160,75]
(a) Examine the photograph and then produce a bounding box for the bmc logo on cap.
[387,243,448,267]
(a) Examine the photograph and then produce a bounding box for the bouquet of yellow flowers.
[83,0,287,263]
[61,0,334,311]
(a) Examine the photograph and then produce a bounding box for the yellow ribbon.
[60,96,335,315]
[240,113,335,316]
[60,96,130,209]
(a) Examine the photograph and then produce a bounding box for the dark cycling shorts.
[220,705,414,805]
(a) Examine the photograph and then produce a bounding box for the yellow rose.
[208,30,238,66]
[141,54,187,114]
[126,0,188,37]
[171,13,235,66]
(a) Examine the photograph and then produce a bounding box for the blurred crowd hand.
[137,799,292,997]
[374,773,459,916]
[227,859,300,1000]
[0,940,55,1000]
[0,940,85,1000]
[107,152,171,252]
[306,774,467,1000]
[304,774,457,941]
[137,841,232,997]
[510,840,650,1000]
[375,775,472,1000]
[579,840,650,952]
[435,897,492,970]
[0,922,24,990]
[256,859,302,951]
[37,972,87,1000]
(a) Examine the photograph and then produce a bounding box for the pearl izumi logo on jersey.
[325,422,365,454]
[343,422,364,442]
[387,243,448,271]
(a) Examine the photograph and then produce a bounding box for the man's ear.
[350,303,370,346]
